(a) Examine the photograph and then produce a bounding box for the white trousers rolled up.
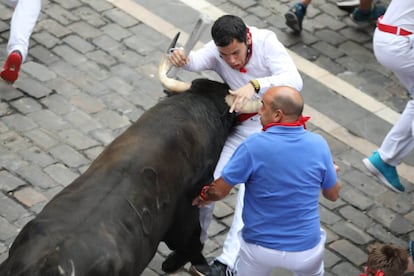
[4,0,41,62]
[199,115,261,269]
[373,30,414,166]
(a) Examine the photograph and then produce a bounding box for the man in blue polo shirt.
[193,86,341,276]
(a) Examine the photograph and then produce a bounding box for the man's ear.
[246,31,252,45]
[273,109,282,122]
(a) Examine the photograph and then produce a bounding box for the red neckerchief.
[262,115,310,131]
[239,28,252,73]
[360,268,385,276]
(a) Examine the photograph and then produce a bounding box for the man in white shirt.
[167,14,303,276]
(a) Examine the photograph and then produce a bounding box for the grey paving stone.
[77,60,111,81]
[340,185,374,211]
[329,239,367,266]
[330,261,362,276]
[63,34,95,54]
[0,150,28,172]
[331,221,374,245]
[0,216,18,242]
[101,93,138,115]
[53,0,83,9]
[15,164,58,190]
[49,144,90,168]
[86,50,117,67]
[102,76,134,95]
[44,163,80,187]
[40,94,75,115]
[9,97,43,114]
[16,78,53,98]
[94,109,131,130]
[37,19,72,38]
[58,128,99,150]
[72,6,108,27]
[0,101,12,116]
[64,110,103,132]
[320,205,343,225]
[24,128,59,150]
[2,114,38,132]
[83,146,104,161]
[324,248,341,268]
[0,194,28,222]
[69,94,105,114]
[31,31,61,49]
[17,146,55,168]
[0,170,26,192]
[368,207,414,235]
[80,0,113,12]
[92,34,123,53]
[366,224,407,248]
[52,44,88,66]
[0,84,24,101]
[47,61,84,82]
[68,21,103,39]
[13,186,48,208]
[69,74,109,96]
[30,45,61,65]
[22,61,57,82]
[43,4,80,25]
[211,199,234,221]
[102,23,133,41]
[313,41,345,60]
[341,169,388,197]
[30,109,70,131]
[89,128,117,145]
[103,8,139,28]
[376,191,413,214]
[111,48,146,67]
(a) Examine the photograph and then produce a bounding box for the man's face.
[258,92,277,126]
[217,39,248,70]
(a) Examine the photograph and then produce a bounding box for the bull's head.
[158,34,261,114]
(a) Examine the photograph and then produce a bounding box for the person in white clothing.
[1,0,42,83]
[363,0,414,193]
[167,14,303,276]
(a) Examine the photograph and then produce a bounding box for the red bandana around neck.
[360,268,385,276]
[262,115,311,131]
[239,28,252,73]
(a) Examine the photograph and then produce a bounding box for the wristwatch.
[249,79,260,93]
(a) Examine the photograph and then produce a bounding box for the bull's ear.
[224,95,262,113]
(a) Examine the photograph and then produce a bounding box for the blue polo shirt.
[221,125,337,252]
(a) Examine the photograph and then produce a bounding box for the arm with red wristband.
[192,177,233,208]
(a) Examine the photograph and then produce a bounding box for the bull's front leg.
[161,196,207,274]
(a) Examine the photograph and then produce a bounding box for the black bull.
[0,79,237,276]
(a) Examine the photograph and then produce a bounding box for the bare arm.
[322,182,341,201]
[192,177,233,207]
[322,162,341,201]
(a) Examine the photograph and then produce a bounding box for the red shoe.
[1,51,22,83]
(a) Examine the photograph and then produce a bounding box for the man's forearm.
[200,177,233,201]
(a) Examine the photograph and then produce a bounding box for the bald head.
[263,86,303,119]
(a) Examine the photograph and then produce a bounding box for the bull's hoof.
[162,251,190,273]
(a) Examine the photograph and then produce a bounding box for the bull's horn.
[225,94,262,114]
[158,54,191,93]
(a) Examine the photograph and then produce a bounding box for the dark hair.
[366,244,408,276]
[211,15,247,47]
